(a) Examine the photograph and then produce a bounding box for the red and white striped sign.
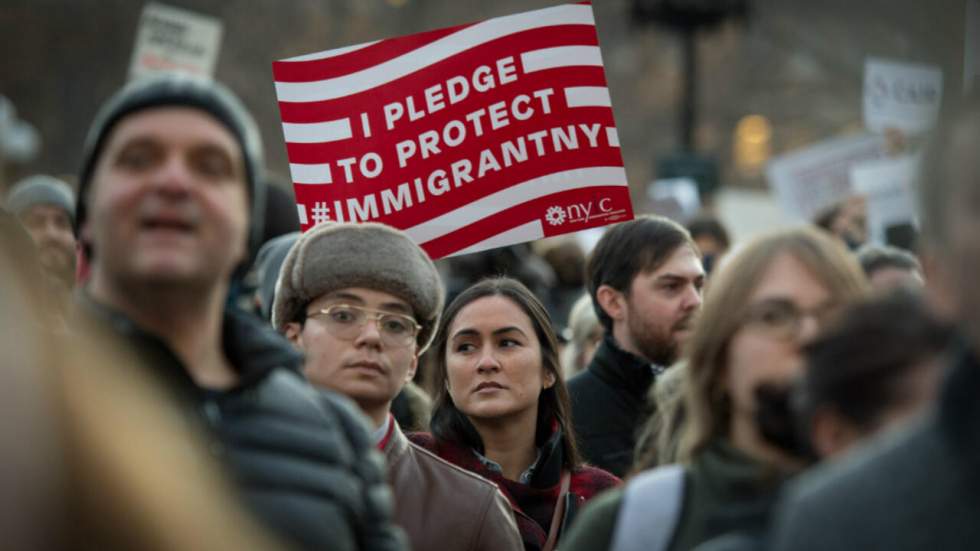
[272,2,632,258]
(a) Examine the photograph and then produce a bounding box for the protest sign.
[851,155,918,245]
[128,3,224,81]
[272,2,632,258]
[766,133,886,222]
[863,57,943,135]
[646,177,701,223]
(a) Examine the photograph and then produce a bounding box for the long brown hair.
[678,228,868,460]
[429,277,582,469]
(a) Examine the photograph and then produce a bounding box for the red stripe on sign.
[273,24,470,82]
[276,25,601,123]
[282,70,611,164]
[293,148,624,231]
[419,185,630,258]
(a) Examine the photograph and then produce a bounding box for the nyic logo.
[543,198,624,226]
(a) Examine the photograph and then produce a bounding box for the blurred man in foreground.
[73,74,404,551]
[769,94,980,550]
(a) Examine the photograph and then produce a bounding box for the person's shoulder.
[408,441,502,492]
[405,431,437,450]
[771,413,948,548]
[559,486,626,551]
[791,413,942,505]
[571,464,623,497]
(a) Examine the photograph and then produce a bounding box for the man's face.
[619,245,705,365]
[286,287,419,411]
[84,106,248,289]
[18,203,76,285]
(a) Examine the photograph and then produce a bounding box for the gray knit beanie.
[272,222,445,352]
[5,175,75,222]
[74,74,266,276]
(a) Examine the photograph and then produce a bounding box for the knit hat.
[5,175,75,222]
[74,74,266,274]
[254,231,300,322]
[272,222,445,352]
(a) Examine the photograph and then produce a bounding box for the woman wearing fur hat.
[410,277,620,551]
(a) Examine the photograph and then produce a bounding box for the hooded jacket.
[73,294,406,551]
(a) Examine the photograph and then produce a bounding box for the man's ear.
[595,284,626,322]
[283,322,305,350]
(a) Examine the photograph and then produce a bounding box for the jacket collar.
[587,333,656,397]
[75,291,303,395]
[383,420,411,465]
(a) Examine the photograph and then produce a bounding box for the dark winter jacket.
[568,334,657,476]
[74,294,406,551]
[768,341,980,550]
[409,428,621,551]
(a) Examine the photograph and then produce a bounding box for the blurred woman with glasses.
[410,277,620,551]
[562,227,868,551]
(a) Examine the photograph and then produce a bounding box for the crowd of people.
[3,70,979,550]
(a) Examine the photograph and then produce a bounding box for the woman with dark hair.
[410,277,620,551]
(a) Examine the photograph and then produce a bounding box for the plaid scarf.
[409,429,621,550]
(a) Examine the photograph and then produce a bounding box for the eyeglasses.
[307,304,420,347]
[741,298,840,341]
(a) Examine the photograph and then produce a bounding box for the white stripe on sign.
[296,204,308,225]
[282,118,352,144]
[274,3,594,102]
[405,165,628,245]
[283,40,381,62]
[606,127,620,147]
[449,219,545,257]
[520,45,603,73]
[289,163,333,185]
[564,86,612,108]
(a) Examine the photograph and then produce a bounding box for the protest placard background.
[128,3,224,81]
[766,133,886,221]
[273,2,632,258]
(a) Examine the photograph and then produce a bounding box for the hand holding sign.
[273,2,633,259]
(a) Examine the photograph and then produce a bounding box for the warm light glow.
[734,114,773,177]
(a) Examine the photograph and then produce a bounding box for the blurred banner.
[128,3,223,81]
[273,2,632,259]
[863,57,943,135]
[850,155,918,246]
[766,133,886,221]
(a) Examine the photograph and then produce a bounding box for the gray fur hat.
[5,175,75,221]
[272,222,444,352]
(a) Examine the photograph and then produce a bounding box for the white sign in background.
[863,57,943,135]
[850,155,919,246]
[766,133,886,221]
[128,3,223,81]
[646,177,701,223]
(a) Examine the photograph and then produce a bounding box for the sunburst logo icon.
[545,206,566,226]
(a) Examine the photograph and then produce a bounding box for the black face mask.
[754,382,817,463]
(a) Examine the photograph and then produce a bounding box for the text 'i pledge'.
[331,56,537,185]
